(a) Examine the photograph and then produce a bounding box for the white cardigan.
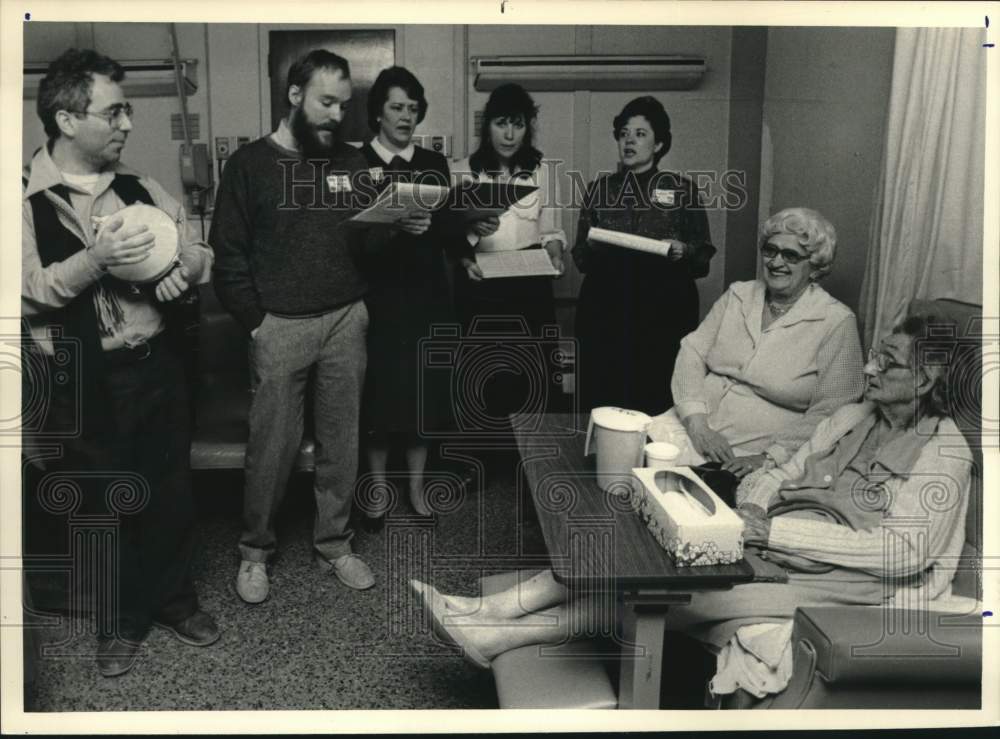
[740,401,972,604]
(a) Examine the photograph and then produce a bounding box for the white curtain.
[859,28,986,349]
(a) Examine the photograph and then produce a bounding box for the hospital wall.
[22,22,894,321]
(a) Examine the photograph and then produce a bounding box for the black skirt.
[451,246,561,426]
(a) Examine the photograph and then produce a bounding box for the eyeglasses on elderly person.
[866,346,912,374]
[759,242,809,265]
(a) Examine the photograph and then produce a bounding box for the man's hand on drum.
[683,413,735,464]
[394,210,432,235]
[154,252,196,302]
[90,215,154,269]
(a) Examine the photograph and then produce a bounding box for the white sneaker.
[235,560,269,603]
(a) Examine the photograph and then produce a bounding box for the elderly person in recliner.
[650,207,865,478]
[411,313,972,694]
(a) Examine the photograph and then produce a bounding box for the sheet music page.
[349,182,449,223]
[476,250,559,279]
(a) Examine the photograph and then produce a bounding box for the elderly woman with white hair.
[649,207,865,477]
[412,312,972,699]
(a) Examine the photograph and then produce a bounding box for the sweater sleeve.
[679,179,715,279]
[446,163,479,261]
[208,153,264,333]
[765,314,865,465]
[765,431,971,576]
[349,169,399,268]
[570,180,600,274]
[427,157,472,262]
[670,288,733,419]
[737,409,848,510]
[537,161,567,249]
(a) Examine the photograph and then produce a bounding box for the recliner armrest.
[794,606,981,685]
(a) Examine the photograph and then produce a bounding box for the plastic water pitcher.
[584,406,652,493]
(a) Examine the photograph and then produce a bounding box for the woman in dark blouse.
[573,96,715,416]
[357,66,454,523]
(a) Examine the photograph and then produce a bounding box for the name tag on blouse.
[653,188,677,206]
[326,174,353,193]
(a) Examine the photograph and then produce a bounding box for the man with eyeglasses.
[22,48,218,677]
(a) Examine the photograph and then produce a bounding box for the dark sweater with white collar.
[210,135,384,333]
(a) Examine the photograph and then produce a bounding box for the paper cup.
[645,441,680,469]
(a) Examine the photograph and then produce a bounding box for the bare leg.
[365,439,390,518]
[438,597,612,662]
[433,570,570,620]
[404,440,430,516]
[451,605,570,660]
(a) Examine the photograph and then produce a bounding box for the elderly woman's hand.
[736,507,771,546]
[683,414,735,463]
[722,454,768,478]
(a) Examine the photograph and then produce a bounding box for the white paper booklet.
[587,226,672,257]
[476,250,559,279]
[349,182,450,223]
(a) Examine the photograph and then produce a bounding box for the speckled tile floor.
[25,450,549,711]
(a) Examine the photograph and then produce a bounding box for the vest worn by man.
[26,174,199,435]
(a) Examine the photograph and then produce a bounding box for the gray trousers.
[239,301,368,563]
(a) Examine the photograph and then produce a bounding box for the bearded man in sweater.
[210,50,429,602]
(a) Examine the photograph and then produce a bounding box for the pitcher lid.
[590,406,652,432]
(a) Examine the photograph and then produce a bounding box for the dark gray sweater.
[210,136,384,332]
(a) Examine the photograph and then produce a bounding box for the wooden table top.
[512,412,755,591]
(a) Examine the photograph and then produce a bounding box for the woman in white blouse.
[450,84,566,426]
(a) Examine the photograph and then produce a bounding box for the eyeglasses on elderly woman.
[759,242,808,265]
[866,347,912,373]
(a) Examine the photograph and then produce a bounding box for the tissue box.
[631,467,744,567]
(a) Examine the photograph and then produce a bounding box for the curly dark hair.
[612,96,672,165]
[367,66,427,132]
[469,83,542,176]
[37,48,124,140]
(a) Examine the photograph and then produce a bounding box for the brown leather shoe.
[96,636,143,678]
[153,610,220,647]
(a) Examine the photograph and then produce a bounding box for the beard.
[290,106,340,159]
